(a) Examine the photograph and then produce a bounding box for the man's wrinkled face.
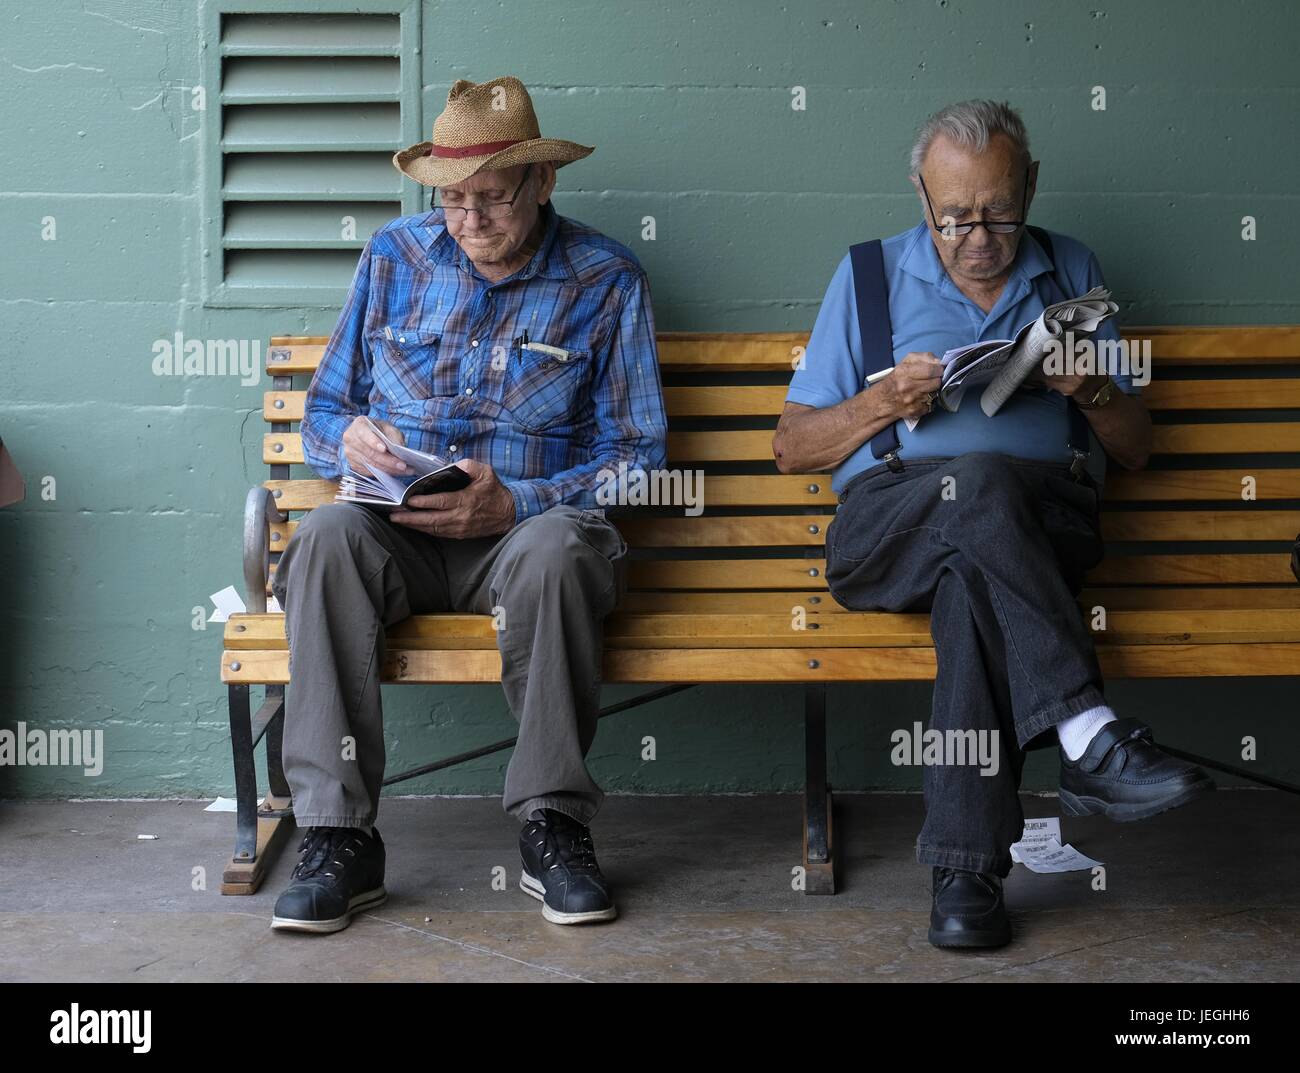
[439,163,554,267]
[913,132,1037,284]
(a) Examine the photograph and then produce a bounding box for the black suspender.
[848,226,1092,480]
[848,240,903,471]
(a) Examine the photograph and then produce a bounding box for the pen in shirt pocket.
[511,329,571,365]
[512,328,529,364]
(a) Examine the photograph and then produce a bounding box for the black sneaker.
[271,826,387,933]
[928,867,1012,949]
[1059,718,1215,822]
[519,809,616,925]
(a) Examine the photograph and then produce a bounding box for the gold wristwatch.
[1075,376,1115,410]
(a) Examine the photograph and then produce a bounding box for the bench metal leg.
[221,684,296,895]
[802,682,835,894]
[264,685,290,799]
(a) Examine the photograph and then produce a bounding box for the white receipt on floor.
[1011,816,1103,873]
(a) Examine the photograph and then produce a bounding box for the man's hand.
[342,416,411,477]
[389,458,516,539]
[874,352,943,420]
[1030,364,1109,400]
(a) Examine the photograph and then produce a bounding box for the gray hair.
[909,100,1030,176]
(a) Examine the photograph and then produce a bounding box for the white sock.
[1057,705,1118,761]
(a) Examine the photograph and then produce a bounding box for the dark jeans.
[825,451,1108,877]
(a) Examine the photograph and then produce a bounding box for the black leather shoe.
[519,809,616,924]
[1059,718,1214,822]
[271,826,387,933]
[928,867,1012,949]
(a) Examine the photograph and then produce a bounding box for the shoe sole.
[928,925,1012,950]
[270,886,388,934]
[519,872,617,925]
[1059,776,1215,823]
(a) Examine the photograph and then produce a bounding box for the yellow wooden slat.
[628,558,829,590]
[266,554,1296,594]
[265,341,325,375]
[663,385,788,417]
[263,391,304,421]
[666,425,1300,462]
[264,475,839,511]
[226,607,1300,652]
[222,642,1300,684]
[268,509,1299,548]
[613,515,834,547]
[264,433,303,464]
[617,587,1300,613]
[1086,554,1295,585]
[267,328,1300,376]
[268,422,1300,468]
[1149,423,1300,454]
[263,379,1300,424]
[1133,326,1300,361]
[1105,469,1300,500]
[1099,510,1299,542]
[1142,378,1300,410]
[623,554,1295,590]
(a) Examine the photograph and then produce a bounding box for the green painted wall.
[1,0,1296,802]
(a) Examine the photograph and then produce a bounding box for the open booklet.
[904,286,1118,431]
[335,416,472,510]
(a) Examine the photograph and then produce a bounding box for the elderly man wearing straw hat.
[269,76,668,933]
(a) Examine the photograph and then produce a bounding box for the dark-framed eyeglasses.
[434,164,533,220]
[918,166,1030,238]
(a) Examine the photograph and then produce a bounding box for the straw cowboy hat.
[393,75,594,188]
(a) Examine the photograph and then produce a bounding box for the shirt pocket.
[502,343,590,433]
[370,328,449,402]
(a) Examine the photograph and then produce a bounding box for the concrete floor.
[1,790,1296,982]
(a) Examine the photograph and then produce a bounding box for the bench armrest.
[243,485,287,613]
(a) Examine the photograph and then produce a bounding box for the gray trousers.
[269,502,628,829]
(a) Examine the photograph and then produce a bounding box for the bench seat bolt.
[807,484,819,494]
[808,524,819,534]
[273,443,284,453]
[229,661,241,671]
[808,659,820,669]
[808,567,819,577]
[273,399,285,409]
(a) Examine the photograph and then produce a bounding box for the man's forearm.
[301,409,356,480]
[1079,382,1152,471]
[773,389,895,474]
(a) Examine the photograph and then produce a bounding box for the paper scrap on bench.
[1011,818,1102,872]
[209,585,247,623]
[205,796,264,813]
[209,587,279,619]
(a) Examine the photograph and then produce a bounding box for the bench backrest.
[259,328,1300,612]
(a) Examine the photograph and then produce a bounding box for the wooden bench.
[221,327,1300,895]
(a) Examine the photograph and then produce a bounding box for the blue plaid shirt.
[302,202,668,523]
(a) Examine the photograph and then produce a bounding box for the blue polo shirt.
[786,222,1138,491]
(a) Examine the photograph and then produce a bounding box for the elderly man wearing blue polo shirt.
[774,100,1212,950]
